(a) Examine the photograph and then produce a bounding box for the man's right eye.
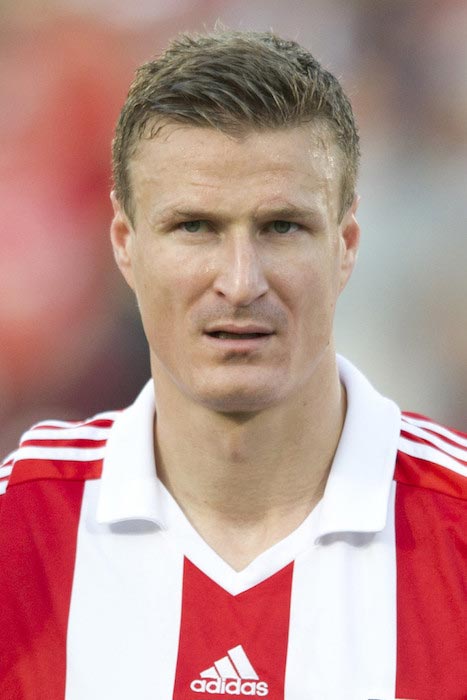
[181,220,204,233]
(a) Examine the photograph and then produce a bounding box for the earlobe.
[109,191,135,290]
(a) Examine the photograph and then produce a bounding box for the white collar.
[96,379,162,526]
[96,356,401,537]
[316,356,400,538]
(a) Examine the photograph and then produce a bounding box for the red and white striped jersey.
[0,357,466,700]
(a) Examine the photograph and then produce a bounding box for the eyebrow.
[164,208,212,221]
[254,205,325,226]
[155,204,325,228]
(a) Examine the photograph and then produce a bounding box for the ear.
[109,191,136,291]
[338,194,360,293]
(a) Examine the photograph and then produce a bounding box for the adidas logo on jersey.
[190,644,268,696]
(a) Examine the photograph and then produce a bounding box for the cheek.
[131,255,174,340]
[132,248,205,345]
[285,257,340,337]
[290,256,338,306]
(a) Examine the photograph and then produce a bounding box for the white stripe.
[15,445,106,462]
[228,645,259,680]
[21,426,112,443]
[66,480,184,700]
[200,666,220,679]
[402,415,467,448]
[285,483,397,699]
[0,480,8,495]
[0,451,16,468]
[30,412,118,430]
[401,422,467,462]
[0,464,13,479]
[399,436,467,478]
[214,656,240,679]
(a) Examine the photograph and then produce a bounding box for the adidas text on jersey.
[190,645,268,696]
[190,679,269,696]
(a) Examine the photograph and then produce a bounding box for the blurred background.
[1,0,466,455]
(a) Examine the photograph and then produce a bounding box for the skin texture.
[110,123,360,569]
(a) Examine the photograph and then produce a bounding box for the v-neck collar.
[96,356,400,592]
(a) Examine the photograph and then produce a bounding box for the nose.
[212,231,269,306]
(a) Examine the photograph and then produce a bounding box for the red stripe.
[402,413,467,444]
[402,425,467,451]
[20,438,108,449]
[400,428,467,466]
[173,558,293,699]
[395,449,467,500]
[30,417,116,430]
[9,458,103,486]
[395,481,467,698]
[0,480,85,699]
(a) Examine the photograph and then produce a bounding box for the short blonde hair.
[112,29,360,222]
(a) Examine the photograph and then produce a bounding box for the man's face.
[111,124,359,413]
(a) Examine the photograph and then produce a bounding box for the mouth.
[203,327,275,351]
[206,331,271,340]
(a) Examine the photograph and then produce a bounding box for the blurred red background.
[1,0,466,455]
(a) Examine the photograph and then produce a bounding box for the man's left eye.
[270,221,298,234]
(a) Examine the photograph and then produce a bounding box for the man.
[0,29,465,700]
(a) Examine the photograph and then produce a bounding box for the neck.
[153,353,345,526]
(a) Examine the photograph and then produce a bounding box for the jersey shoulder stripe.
[0,410,121,494]
[0,452,15,496]
[396,412,467,500]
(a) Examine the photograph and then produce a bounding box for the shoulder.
[0,409,121,495]
[395,412,467,500]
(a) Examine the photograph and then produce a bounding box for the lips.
[204,324,274,339]
[208,331,269,339]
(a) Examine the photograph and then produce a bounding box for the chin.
[194,383,285,415]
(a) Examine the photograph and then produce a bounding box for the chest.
[2,479,465,700]
[64,481,398,700]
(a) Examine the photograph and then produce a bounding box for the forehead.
[129,123,342,220]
